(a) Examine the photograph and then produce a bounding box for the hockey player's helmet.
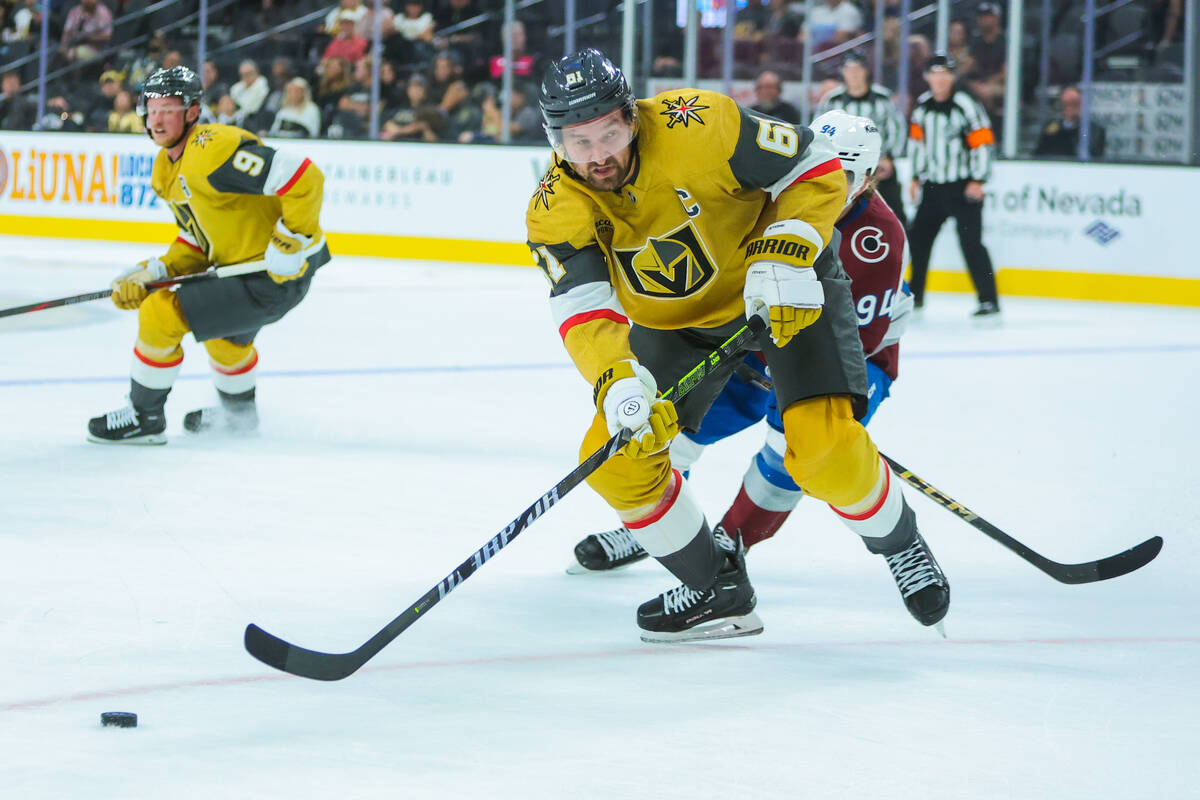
[137,65,203,118]
[810,110,882,207]
[538,48,638,165]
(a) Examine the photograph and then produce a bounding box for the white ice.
[1,236,1197,799]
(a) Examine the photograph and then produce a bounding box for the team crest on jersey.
[660,95,710,129]
[533,167,559,210]
[191,130,214,148]
[613,220,716,298]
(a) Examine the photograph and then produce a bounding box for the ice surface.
[1,236,1197,799]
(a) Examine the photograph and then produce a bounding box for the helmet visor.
[546,108,637,167]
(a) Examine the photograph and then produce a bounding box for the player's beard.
[580,152,632,192]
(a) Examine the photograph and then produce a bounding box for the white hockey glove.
[593,360,679,460]
[111,257,168,310]
[744,261,825,348]
[264,219,315,283]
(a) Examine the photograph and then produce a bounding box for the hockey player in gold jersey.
[88,66,330,444]
[527,50,949,641]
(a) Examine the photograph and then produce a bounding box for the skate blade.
[933,620,947,639]
[86,433,166,445]
[639,612,764,644]
[565,559,642,575]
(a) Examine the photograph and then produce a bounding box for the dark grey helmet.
[538,48,634,133]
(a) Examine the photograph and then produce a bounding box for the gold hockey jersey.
[526,90,846,386]
[151,123,325,276]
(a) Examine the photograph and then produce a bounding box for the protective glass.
[546,108,638,166]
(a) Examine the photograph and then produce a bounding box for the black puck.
[100,711,138,728]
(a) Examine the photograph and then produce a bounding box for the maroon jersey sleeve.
[836,193,910,380]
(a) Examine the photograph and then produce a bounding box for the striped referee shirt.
[909,89,995,184]
[814,84,908,157]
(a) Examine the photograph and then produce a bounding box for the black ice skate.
[883,531,950,630]
[637,528,763,643]
[566,526,649,574]
[971,301,1002,326]
[183,389,258,434]
[87,404,167,445]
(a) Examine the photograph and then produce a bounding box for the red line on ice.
[3,635,1197,713]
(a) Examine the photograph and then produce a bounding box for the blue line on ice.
[2,342,1198,388]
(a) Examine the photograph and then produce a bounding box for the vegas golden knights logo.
[614,221,716,298]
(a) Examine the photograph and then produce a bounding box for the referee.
[815,51,908,228]
[908,53,1000,318]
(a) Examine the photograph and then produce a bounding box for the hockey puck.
[100,711,138,728]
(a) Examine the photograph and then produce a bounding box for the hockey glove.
[264,220,313,283]
[744,261,824,348]
[594,360,679,460]
[111,257,168,310]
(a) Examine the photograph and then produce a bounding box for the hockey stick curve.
[0,260,268,319]
[881,454,1163,584]
[244,315,768,681]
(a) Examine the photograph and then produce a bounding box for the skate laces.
[884,538,942,598]
[104,406,138,430]
[661,583,705,614]
[713,527,737,555]
[594,527,641,560]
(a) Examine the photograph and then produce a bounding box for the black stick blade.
[244,624,364,681]
[1092,535,1163,583]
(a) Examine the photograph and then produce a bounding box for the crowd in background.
[0,0,1187,156]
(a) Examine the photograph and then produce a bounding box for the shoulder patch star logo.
[192,130,214,148]
[660,95,710,129]
[534,167,560,211]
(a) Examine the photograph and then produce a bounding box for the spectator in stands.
[753,0,802,39]
[269,77,322,138]
[123,30,166,90]
[456,83,501,143]
[965,3,1005,125]
[107,89,143,133]
[0,5,17,44]
[59,0,113,64]
[315,55,353,118]
[396,0,434,43]
[377,59,405,113]
[10,0,41,42]
[325,0,368,35]
[505,83,541,142]
[214,93,240,125]
[201,61,229,110]
[947,19,975,78]
[0,70,35,130]
[324,13,369,64]
[807,0,864,50]
[263,57,296,115]
[428,51,464,104]
[435,0,489,83]
[488,19,538,81]
[904,33,932,112]
[34,95,84,131]
[161,50,183,70]
[437,77,476,141]
[1148,0,1182,50]
[1034,86,1106,159]
[231,59,270,120]
[750,69,801,124]
[85,68,125,130]
[380,73,443,141]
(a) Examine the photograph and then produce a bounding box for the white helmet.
[810,110,883,207]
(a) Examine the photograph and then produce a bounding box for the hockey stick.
[244,315,769,680]
[880,454,1162,584]
[0,260,268,319]
[733,367,1162,583]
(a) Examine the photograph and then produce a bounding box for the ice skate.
[87,404,166,445]
[183,389,258,434]
[638,528,763,643]
[566,526,649,574]
[882,530,950,627]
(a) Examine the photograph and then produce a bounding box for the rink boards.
[0,130,1195,306]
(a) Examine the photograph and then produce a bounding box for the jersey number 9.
[754,118,799,157]
[233,151,266,177]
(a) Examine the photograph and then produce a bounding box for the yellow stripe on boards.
[3,214,1198,307]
